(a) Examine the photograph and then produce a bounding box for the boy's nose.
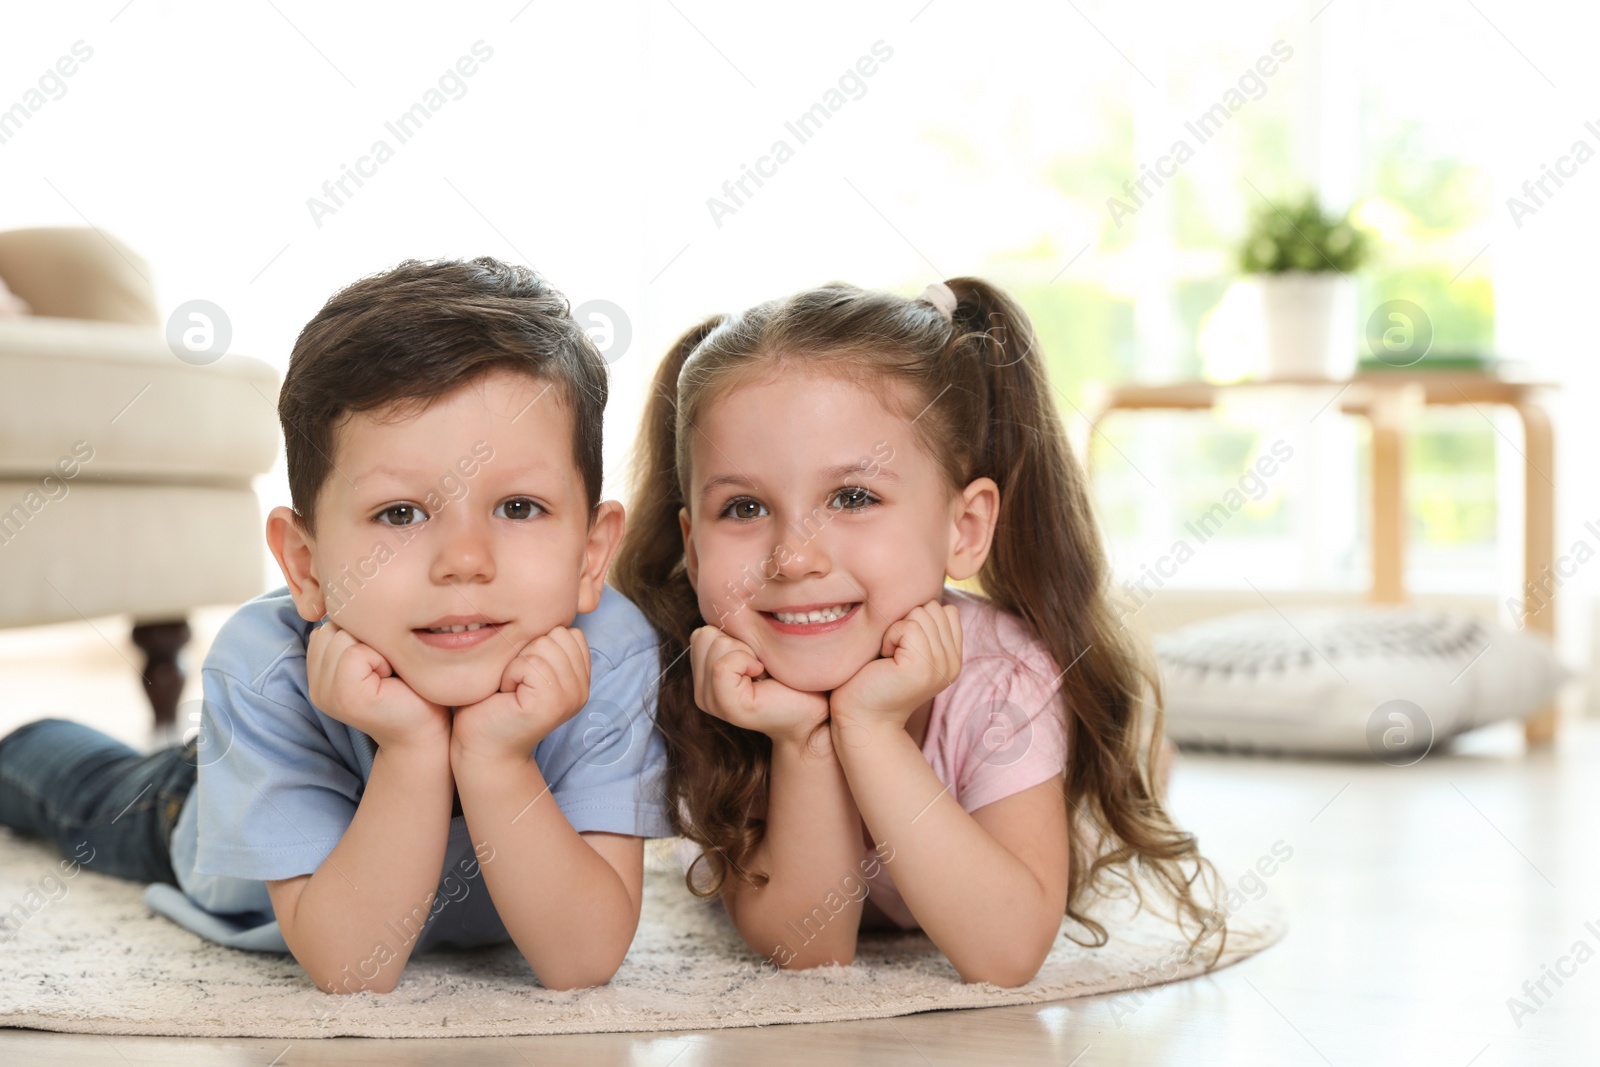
[431,518,496,584]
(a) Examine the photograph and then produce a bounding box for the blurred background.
[1,0,1596,711]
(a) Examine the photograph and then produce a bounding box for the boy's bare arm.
[266,737,454,994]
[450,624,644,988]
[453,755,644,989]
[267,619,456,994]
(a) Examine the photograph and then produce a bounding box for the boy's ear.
[678,506,698,588]
[576,500,626,615]
[265,506,327,622]
[945,477,999,583]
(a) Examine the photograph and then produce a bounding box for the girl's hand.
[829,600,963,730]
[451,626,591,765]
[306,619,451,751]
[689,625,831,748]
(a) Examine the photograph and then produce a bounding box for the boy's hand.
[451,626,591,765]
[305,619,450,751]
[690,625,830,748]
[829,601,963,731]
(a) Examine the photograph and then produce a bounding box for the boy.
[0,258,671,992]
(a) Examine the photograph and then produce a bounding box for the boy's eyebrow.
[353,459,558,485]
[353,464,419,484]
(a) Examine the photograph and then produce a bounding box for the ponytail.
[944,277,1222,956]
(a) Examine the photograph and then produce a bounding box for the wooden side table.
[1086,372,1559,742]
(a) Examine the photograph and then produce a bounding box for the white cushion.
[0,481,265,628]
[0,316,279,481]
[1154,607,1569,758]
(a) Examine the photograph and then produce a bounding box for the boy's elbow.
[324,976,400,995]
[301,959,400,996]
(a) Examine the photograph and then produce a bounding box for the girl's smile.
[759,601,862,635]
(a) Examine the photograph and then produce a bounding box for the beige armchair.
[0,227,280,728]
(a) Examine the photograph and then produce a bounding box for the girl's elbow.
[956,936,1053,988]
[775,945,857,970]
[312,969,400,995]
[959,958,1043,988]
[537,966,615,992]
[535,951,627,991]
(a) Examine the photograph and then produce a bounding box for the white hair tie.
[919,281,957,322]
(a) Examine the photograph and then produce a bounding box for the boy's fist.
[689,625,830,748]
[451,626,591,764]
[305,619,450,750]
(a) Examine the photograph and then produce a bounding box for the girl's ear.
[678,506,699,588]
[946,477,999,582]
[577,500,626,615]
[265,506,327,622]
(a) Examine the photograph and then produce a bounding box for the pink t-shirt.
[860,586,1069,929]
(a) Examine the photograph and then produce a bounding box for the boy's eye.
[828,486,878,511]
[721,497,768,521]
[375,503,427,527]
[494,497,545,521]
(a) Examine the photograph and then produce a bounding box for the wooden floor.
[1,609,1596,1065]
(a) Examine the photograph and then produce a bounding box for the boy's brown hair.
[278,257,608,535]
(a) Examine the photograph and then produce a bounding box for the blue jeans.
[0,718,197,886]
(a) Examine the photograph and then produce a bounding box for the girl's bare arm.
[829,719,1069,987]
[720,729,869,969]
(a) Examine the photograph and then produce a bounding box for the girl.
[614,278,1217,987]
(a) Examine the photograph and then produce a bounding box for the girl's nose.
[771,523,830,580]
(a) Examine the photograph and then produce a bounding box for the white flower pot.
[1257,272,1357,379]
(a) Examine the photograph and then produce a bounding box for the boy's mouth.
[414,615,505,650]
[761,602,860,635]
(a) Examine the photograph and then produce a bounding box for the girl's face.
[680,366,996,693]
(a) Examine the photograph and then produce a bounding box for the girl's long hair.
[613,279,1224,956]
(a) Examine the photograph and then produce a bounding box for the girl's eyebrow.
[820,463,898,482]
[698,464,897,502]
[698,473,753,501]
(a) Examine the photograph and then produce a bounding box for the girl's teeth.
[772,605,851,625]
[425,622,491,634]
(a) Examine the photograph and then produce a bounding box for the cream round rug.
[0,831,1285,1038]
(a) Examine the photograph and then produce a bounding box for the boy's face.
[268,367,623,708]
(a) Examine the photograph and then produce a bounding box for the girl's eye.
[375,503,427,527]
[494,497,545,521]
[721,497,769,521]
[829,486,879,511]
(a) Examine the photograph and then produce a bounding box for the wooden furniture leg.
[1516,402,1558,743]
[1368,387,1409,604]
[131,619,191,729]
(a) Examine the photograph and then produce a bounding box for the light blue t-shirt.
[144,583,673,953]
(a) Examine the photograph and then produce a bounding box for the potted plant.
[1239,194,1371,379]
